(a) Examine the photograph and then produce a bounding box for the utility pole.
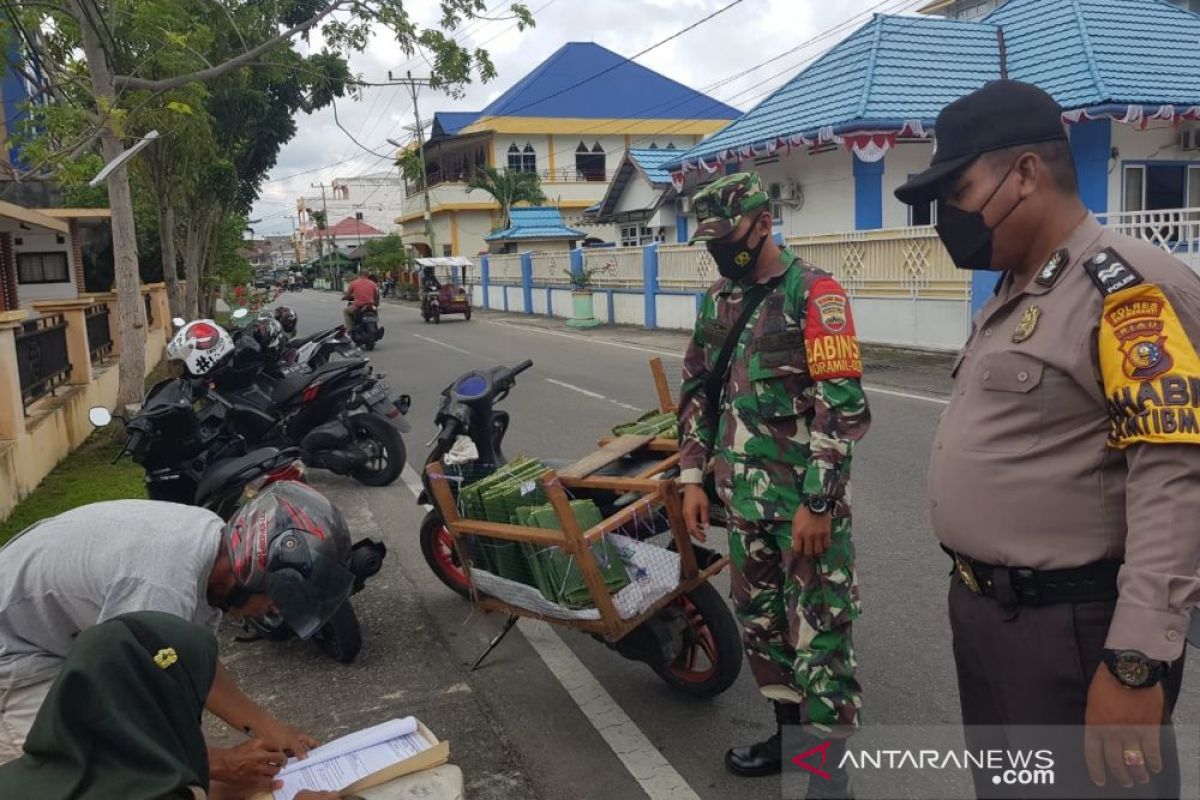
[311,181,332,287]
[388,70,437,256]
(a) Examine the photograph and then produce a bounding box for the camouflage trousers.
[728,513,862,731]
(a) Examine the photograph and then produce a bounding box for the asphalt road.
[212,289,1200,800]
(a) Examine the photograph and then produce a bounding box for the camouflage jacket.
[677,249,871,521]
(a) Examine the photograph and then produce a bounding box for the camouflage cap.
[688,172,770,244]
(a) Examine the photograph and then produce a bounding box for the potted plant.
[564,259,614,329]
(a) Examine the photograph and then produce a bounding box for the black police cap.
[894,79,1067,205]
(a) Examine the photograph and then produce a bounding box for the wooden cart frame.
[424,430,724,643]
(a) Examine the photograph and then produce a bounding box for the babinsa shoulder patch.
[1085,248,1143,296]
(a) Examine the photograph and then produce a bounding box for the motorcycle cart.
[423,358,741,697]
[417,256,473,324]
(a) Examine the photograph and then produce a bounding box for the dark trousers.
[948,578,1185,800]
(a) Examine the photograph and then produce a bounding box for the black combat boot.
[802,734,854,800]
[725,701,801,777]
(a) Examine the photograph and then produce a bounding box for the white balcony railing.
[584,247,643,288]
[1096,207,1200,272]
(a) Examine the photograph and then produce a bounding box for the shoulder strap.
[116,616,202,706]
[702,273,786,438]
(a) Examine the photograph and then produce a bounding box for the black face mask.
[935,162,1024,271]
[707,222,767,281]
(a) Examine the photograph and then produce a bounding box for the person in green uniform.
[0,611,340,800]
[678,172,870,798]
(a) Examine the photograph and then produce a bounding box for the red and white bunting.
[842,131,898,162]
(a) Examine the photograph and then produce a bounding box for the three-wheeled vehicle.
[417,256,473,324]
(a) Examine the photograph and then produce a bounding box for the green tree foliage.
[466,165,547,230]
[361,233,409,272]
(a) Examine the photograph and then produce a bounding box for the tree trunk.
[158,203,183,318]
[183,213,202,319]
[73,0,145,408]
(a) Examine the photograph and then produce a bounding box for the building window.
[442,244,453,257]
[620,224,639,247]
[619,225,660,246]
[507,144,522,172]
[17,251,70,284]
[906,173,938,226]
[649,142,659,150]
[355,211,364,220]
[768,183,783,224]
[522,144,536,173]
[1122,164,1200,212]
[576,141,606,182]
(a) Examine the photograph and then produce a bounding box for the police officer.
[897,80,1200,798]
[677,172,871,797]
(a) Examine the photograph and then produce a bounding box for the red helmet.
[222,481,353,638]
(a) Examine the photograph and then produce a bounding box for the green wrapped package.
[612,410,678,439]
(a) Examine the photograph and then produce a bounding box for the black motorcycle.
[416,360,743,697]
[349,303,384,350]
[88,381,386,663]
[207,334,410,488]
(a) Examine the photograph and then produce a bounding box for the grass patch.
[0,361,170,547]
[0,427,145,545]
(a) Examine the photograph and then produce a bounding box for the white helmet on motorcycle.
[166,320,234,377]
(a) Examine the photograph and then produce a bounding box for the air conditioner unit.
[678,197,693,214]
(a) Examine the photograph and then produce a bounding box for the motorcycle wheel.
[349,413,406,487]
[432,308,440,324]
[464,307,472,320]
[364,339,375,351]
[420,510,471,598]
[311,601,362,663]
[651,582,742,698]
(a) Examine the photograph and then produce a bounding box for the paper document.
[273,717,431,800]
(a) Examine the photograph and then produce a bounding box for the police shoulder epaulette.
[1084,248,1143,296]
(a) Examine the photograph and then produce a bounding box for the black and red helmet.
[273,306,298,335]
[223,481,353,638]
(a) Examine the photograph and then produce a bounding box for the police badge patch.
[1012,306,1041,343]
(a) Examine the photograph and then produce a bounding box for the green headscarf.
[0,610,218,800]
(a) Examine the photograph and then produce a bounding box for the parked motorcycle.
[88,382,387,663]
[349,303,384,350]
[416,360,743,697]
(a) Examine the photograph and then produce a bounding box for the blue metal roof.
[673,0,1200,170]
[984,0,1200,107]
[627,149,678,185]
[430,111,481,139]
[485,207,586,241]
[474,42,741,121]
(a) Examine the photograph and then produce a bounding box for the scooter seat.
[271,359,366,405]
[194,447,282,505]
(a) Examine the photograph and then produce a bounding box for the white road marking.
[394,460,700,800]
[401,463,430,507]
[413,333,472,355]
[545,379,646,414]
[545,378,604,399]
[865,385,950,406]
[518,619,702,800]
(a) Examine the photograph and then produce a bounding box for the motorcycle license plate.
[362,381,389,405]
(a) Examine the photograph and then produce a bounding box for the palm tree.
[466,166,547,230]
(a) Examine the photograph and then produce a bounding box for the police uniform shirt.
[930,213,1200,662]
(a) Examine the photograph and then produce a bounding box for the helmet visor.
[265,554,355,639]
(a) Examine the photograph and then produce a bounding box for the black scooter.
[206,334,410,488]
[416,360,743,697]
[89,381,386,663]
[349,303,384,350]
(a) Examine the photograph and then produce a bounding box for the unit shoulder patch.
[804,276,862,380]
[1085,248,1143,296]
[1100,282,1200,448]
[1035,248,1069,287]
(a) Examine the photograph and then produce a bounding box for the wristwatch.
[1102,649,1168,689]
[803,495,834,515]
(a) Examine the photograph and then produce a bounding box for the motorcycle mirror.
[171,317,186,330]
[88,406,112,428]
[231,308,249,320]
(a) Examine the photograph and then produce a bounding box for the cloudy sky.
[250,0,925,235]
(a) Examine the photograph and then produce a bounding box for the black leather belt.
[941,546,1121,606]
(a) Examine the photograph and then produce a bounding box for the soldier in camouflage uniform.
[677,172,870,795]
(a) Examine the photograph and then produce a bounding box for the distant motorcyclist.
[342,272,380,330]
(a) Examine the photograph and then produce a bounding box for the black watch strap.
[1103,649,1167,688]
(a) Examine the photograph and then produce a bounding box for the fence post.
[0,309,28,440]
[31,299,94,386]
[521,251,534,315]
[643,242,659,330]
[481,255,490,310]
